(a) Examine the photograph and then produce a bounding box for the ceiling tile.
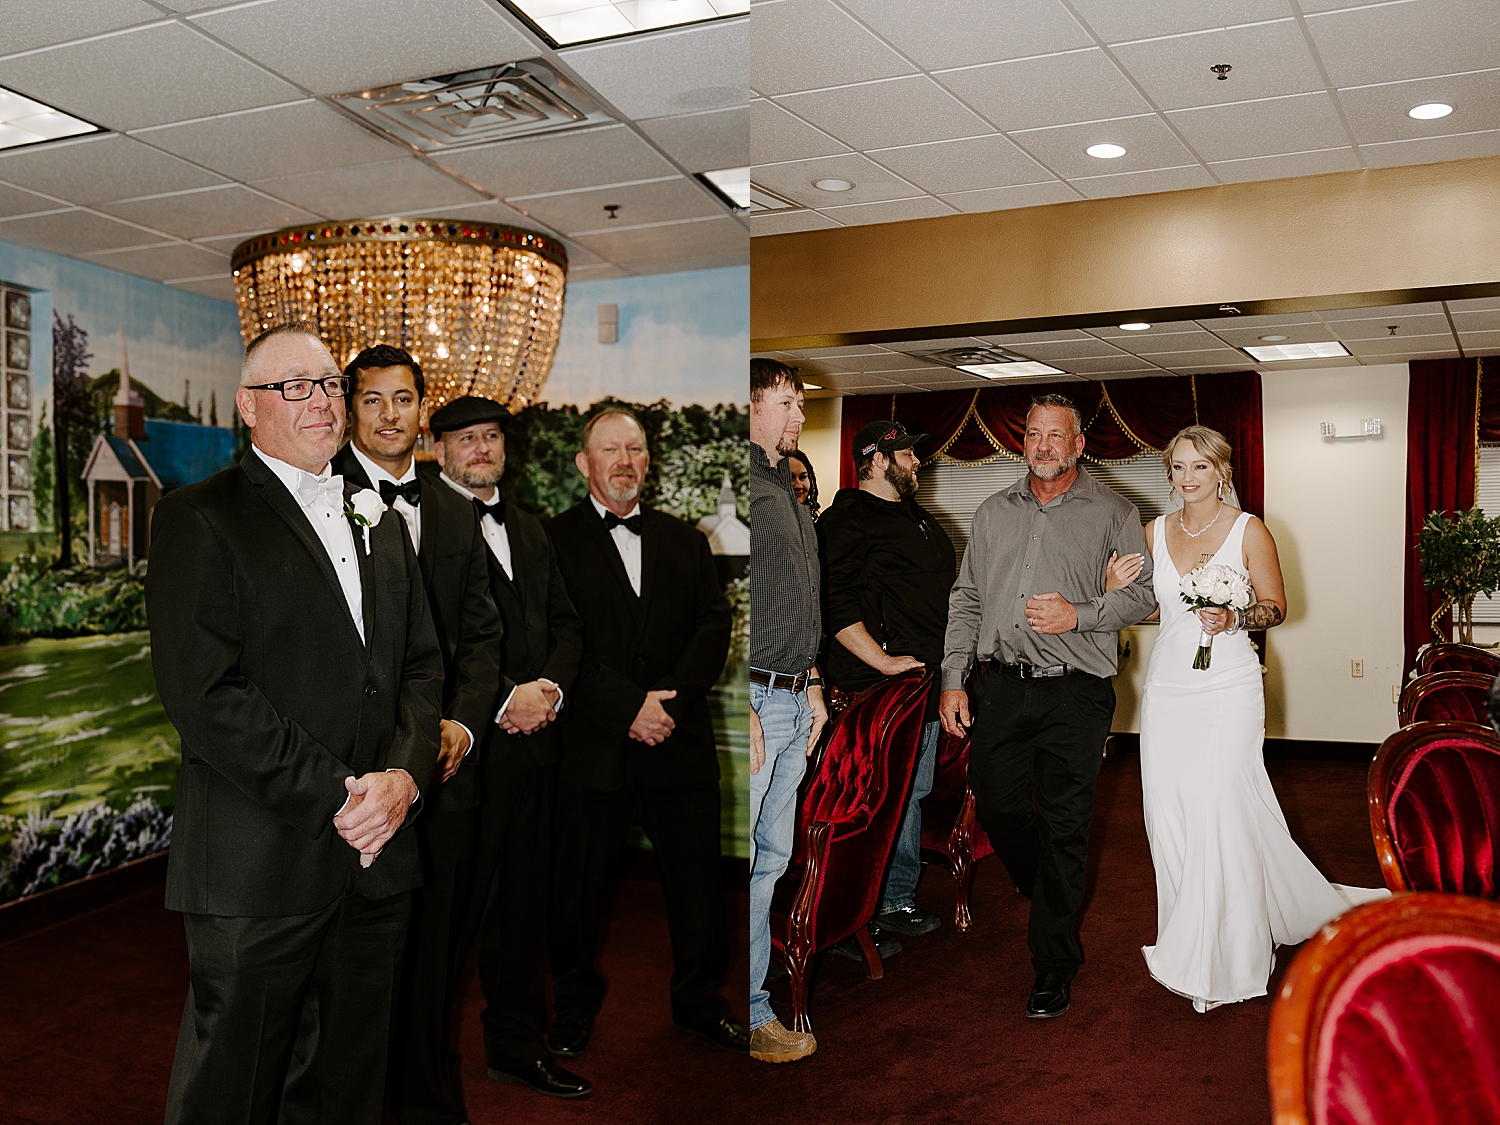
[1110,20,1325,111]
[819,351,951,372]
[747,209,842,235]
[1167,92,1349,163]
[1345,332,1458,357]
[977,329,1095,344]
[1098,368,1178,380]
[1448,297,1500,313]
[251,159,487,219]
[934,49,1151,134]
[776,76,993,152]
[192,0,537,96]
[882,335,989,350]
[1338,69,1500,147]
[639,107,748,172]
[0,209,166,255]
[817,196,956,226]
[1452,310,1500,332]
[1112,328,1228,351]
[1067,0,1290,43]
[1059,354,1165,373]
[752,152,922,207]
[1208,145,1358,183]
[1088,320,1202,338]
[1069,163,1214,199]
[0,182,63,218]
[0,135,226,206]
[1126,347,1246,367]
[98,185,319,240]
[428,198,552,229]
[812,371,908,390]
[750,99,847,165]
[561,18,747,120]
[1459,330,1500,353]
[1011,114,1198,179]
[0,0,163,55]
[1006,339,1129,360]
[940,181,1078,212]
[1306,0,1500,89]
[841,0,1092,70]
[569,214,747,267]
[566,263,635,280]
[140,102,406,183]
[1360,128,1500,169]
[167,276,238,303]
[83,241,230,283]
[1330,315,1451,340]
[514,178,723,235]
[1194,311,1322,330]
[0,23,303,132]
[789,344,892,357]
[869,134,1049,195]
[1197,322,1338,346]
[1322,302,1446,320]
[750,0,917,97]
[434,125,676,199]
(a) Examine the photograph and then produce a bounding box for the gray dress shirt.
[750,441,821,675]
[942,467,1156,688]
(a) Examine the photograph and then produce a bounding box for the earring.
[1217,480,1224,500]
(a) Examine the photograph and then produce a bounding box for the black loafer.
[1026,971,1071,1019]
[486,1057,592,1099]
[874,903,942,936]
[675,1015,751,1055]
[546,1015,593,1058]
[831,926,902,962]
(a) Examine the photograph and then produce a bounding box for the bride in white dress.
[1106,426,1388,1012]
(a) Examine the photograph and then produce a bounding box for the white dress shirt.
[590,494,642,596]
[349,445,421,553]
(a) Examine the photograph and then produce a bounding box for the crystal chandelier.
[232,218,568,420]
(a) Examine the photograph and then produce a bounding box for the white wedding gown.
[1139,512,1389,1011]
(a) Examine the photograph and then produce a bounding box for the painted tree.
[51,313,93,566]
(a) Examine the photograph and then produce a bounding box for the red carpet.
[750,751,1383,1124]
[0,865,749,1125]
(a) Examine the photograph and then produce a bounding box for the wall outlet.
[1351,658,1364,678]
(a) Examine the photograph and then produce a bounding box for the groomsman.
[545,407,747,1056]
[330,348,513,1121]
[429,395,590,1100]
[148,324,444,1125]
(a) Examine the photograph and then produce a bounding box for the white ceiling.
[756,295,1500,396]
[749,0,1500,235]
[0,0,748,302]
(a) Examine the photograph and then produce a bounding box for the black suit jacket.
[334,447,504,811]
[147,449,445,917]
[546,500,730,790]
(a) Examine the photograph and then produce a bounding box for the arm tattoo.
[1241,603,1284,630]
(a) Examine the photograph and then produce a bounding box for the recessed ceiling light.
[813,178,854,192]
[502,0,747,47]
[1409,102,1453,120]
[1119,322,1151,331]
[699,167,748,209]
[1086,143,1126,159]
[0,86,100,152]
[801,381,823,390]
[1259,334,1289,342]
[958,361,1066,379]
[1243,341,1351,362]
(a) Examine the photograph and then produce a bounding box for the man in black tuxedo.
[545,407,747,1056]
[428,395,588,1099]
[147,324,444,1125]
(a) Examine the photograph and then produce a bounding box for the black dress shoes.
[675,1015,751,1055]
[486,1057,592,1099]
[874,903,943,936]
[546,1015,593,1057]
[830,925,902,962]
[1026,972,1071,1019]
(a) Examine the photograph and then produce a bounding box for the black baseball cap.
[852,420,926,459]
[428,395,511,438]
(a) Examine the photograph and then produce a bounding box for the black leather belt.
[750,667,809,692]
[997,661,1076,679]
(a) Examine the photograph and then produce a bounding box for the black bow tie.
[602,511,643,535]
[475,497,505,525]
[379,479,422,507]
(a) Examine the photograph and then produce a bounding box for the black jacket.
[147,450,445,916]
[333,446,504,812]
[817,486,956,695]
[546,500,730,790]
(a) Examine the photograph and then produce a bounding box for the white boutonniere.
[345,489,386,555]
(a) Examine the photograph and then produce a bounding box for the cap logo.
[884,427,899,441]
[860,441,878,456]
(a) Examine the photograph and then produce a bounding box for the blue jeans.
[749,682,812,1031]
[879,719,940,913]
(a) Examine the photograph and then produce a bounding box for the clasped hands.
[498,679,561,736]
[334,769,416,869]
[629,689,678,746]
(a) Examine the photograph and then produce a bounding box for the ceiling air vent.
[331,61,612,151]
[909,346,1067,379]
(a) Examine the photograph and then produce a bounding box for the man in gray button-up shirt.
[939,394,1155,1020]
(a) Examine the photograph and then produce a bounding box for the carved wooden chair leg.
[855,926,884,980]
[951,847,975,932]
[786,943,814,1034]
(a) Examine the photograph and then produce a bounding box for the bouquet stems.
[1193,631,1214,670]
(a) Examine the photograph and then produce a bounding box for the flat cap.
[428,395,511,438]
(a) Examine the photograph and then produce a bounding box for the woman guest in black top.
[786,448,821,519]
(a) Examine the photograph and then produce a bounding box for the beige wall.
[798,396,842,503]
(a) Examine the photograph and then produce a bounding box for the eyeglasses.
[244,376,349,401]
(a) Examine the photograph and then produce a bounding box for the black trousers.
[164,887,409,1125]
[967,666,1115,979]
[549,777,730,1027]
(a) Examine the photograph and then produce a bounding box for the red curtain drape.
[836,373,1264,517]
[1403,359,1480,677]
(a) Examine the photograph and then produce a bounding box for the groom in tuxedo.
[148,324,444,1125]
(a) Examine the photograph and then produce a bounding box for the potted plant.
[1418,507,1500,644]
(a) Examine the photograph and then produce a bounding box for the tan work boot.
[749,1018,817,1063]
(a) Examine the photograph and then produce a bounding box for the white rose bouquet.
[346,489,386,555]
[1179,563,1253,670]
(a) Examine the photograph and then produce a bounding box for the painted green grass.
[711,659,749,860]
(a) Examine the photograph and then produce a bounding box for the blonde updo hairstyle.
[1161,425,1233,494]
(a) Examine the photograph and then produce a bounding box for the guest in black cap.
[428,394,589,1100]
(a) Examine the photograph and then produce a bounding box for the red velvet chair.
[1416,642,1500,678]
[1368,720,1500,897]
[1267,893,1500,1125]
[1396,670,1494,727]
[919,721,994,931]
[769,669,932,1033]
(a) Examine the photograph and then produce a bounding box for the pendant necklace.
[1179,501,1224,539]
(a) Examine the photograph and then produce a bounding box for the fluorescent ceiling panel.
[0,86,99,153]
[701,166,748,208]
[508,0,747,46]
[1242,341,1351,361]
[959,360,1065,378]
